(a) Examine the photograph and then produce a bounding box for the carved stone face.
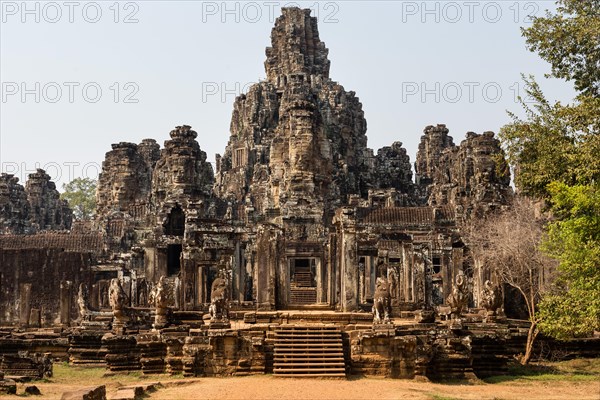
[169,156,194,185]
[111,164,138,206]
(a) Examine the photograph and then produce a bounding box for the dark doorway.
[289,258,317,305]
[167,244,182,276]
[165,205,185,236]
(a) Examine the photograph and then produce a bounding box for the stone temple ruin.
[1,8,594,387]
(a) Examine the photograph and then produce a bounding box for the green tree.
[499,0,600,340]
[61,178,97,220]
[538,182,600,338]
[523,0,600,98]
[501,79,600,198]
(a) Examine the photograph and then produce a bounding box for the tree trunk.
[521,321,539,365]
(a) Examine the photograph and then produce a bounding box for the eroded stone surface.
[0,7,514,334]
[0,170,72,234]
[26,169,72,231]
[0,174,31,234]
[416,126,512,221]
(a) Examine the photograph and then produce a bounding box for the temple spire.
[264,8,330,87]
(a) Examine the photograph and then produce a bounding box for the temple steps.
[273,326,347,378]
[292,272,314,287]
[289,288,317,304]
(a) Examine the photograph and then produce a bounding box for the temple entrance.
[164,205,185,236]
[167,244,182,276]
[289,258,317,305]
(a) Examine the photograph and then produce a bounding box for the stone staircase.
[290,272,317,304]
[273,326,346,377]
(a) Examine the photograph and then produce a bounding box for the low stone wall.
[101,327,268,377]
[1,316,598,381]
[0,248,95,326]
[0,331,69,361]
[0,352,52,379]
[68,331,107,367]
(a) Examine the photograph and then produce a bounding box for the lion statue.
[77,283,89,322]
[446,273,469,318]
[108,278,126,313]
[153,276,170,329]
[480,280,502,315]
[209,277,229,322]
[372,277,392,324]
[154,276,169,311]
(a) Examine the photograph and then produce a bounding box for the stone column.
[449,247,463,301]
[364,256,372,301]
[60,281,72,326]
[402,243,414,302]
[327,235,337,307]
[29,308,41,328]
[341,231,358,312]
[19,283,32,327]
[256,226,278,310]
[233,241,242,302]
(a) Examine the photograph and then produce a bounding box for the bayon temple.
[0,8,594,385]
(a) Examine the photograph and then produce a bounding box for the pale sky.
[1,0,573,188]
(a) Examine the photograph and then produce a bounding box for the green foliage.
[523,0,600,98]
[484,358,600,383]
[499,78,600,198]
[538,183,600,338]
[499,0,600,339]
[61,178,97,220]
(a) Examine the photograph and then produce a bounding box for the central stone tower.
[215,8,373,237]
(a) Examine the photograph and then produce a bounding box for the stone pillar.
[233,241,241,302]
[327,235,337,307]
[29,308,41,328]
[174,276,181,310]
[130,270,137,307]
[402,243,414,302]
[413,252,425,306]
[90,283,99,310]
[197,266,205,304]
[60,281,72,326]
[449,247,463,301]
[256,226,278,310]
[340,231,358,312]
[182,259,195,310]
[145,247,157,282]
[358,260,365,304]
[364,256,372,301]
[19,283,32,327]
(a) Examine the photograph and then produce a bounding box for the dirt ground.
[3,360,599,400]
[145,375,600,400]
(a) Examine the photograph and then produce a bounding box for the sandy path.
[146,375,600,400]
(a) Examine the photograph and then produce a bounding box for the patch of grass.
[46,363,180,386]
[484,358,600,384]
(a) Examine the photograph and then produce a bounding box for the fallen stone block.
[0,378,17,395]
[109,387,141,400]
[25,385,42,395]
[61,385,106,400]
